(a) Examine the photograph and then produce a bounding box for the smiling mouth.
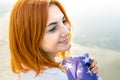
[58,39,69,44]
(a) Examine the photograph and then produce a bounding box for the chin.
[62,43,71,52]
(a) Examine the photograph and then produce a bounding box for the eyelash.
[63,20,67,24]
[49,27,56,32]
[48,20,67,32]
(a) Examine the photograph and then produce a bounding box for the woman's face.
[40,4,71,57]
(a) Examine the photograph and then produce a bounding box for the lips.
[58,38,69,44]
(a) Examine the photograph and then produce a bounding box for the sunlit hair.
[9,0,72,75]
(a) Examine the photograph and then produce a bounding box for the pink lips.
[58,38,69,44]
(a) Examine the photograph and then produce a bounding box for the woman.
[9,0,99,80]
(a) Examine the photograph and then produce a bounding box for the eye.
[63,19,67,24]
[49,27,56,32]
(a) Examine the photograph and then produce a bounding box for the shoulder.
[20,68,68,80]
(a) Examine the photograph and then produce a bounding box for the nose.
[60,24,70,37]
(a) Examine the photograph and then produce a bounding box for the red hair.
[9,0,72,75]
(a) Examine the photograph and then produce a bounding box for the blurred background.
[0,0,120,80]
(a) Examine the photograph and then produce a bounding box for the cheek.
[45,33,59,44]
[41,33,59,52]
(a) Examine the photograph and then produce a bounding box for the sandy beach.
[0,40,120,80]
[0,40,18,80]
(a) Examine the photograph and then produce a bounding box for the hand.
[89,59,98,75]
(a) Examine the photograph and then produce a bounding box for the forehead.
[47,5,64,23]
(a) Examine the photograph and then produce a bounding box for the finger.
[91,66,98,74]
[92,70,98,75]
[89,59,97,68]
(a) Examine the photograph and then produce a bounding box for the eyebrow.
[47,22,58,27]
[47,16,65,27]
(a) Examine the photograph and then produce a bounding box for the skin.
[41,4,98,74]
[90,59,98,74]
[41,4,71,59]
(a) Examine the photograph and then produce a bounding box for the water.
[72,14,120,52]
